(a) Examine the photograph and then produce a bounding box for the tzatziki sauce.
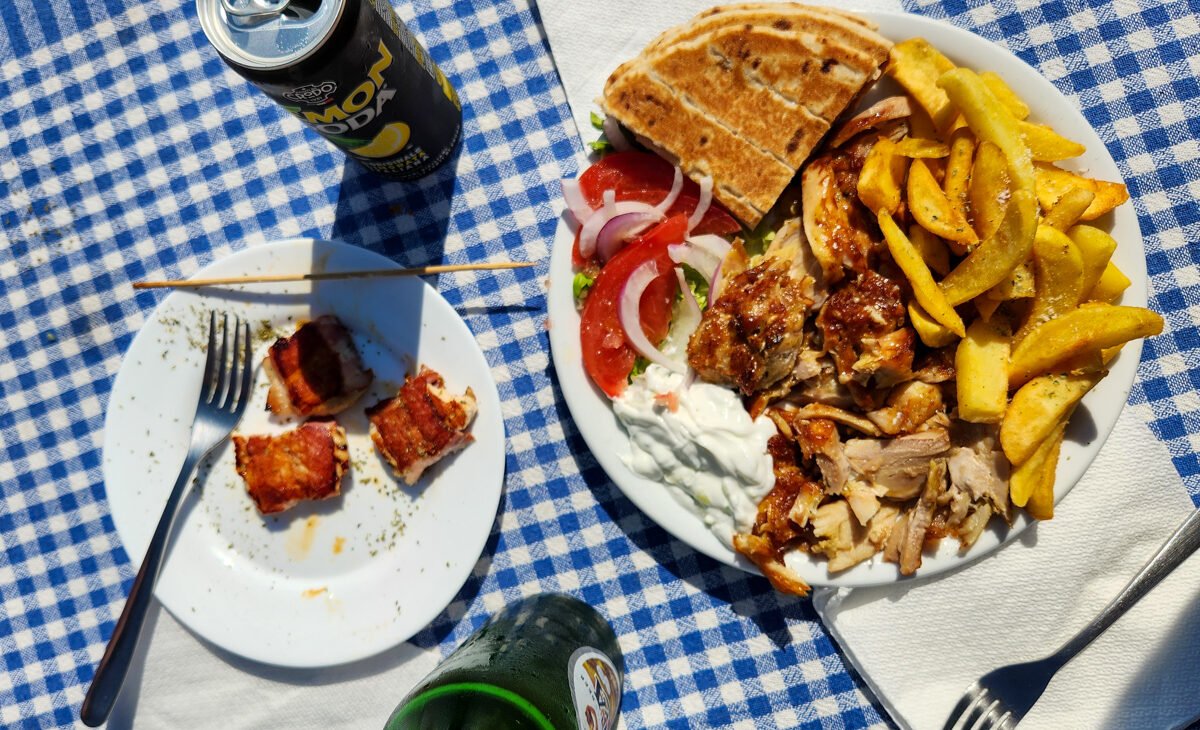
[612,364,777,547]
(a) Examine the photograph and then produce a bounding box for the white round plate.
[105,238,505,666]
[547,12,1148,587]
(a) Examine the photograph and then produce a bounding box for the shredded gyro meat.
[792,418,850,494]
[897,458,947,576]
[843,430,952,500]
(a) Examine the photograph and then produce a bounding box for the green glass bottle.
[385,593,623,730]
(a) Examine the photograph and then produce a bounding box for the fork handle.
[1053,508,1200,667]
[79,451,200,727]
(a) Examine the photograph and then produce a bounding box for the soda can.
[198,0,462,180]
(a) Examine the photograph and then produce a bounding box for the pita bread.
[601,3,892,227]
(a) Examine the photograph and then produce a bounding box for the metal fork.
[81,312,253,727]
[944,507,1200,730]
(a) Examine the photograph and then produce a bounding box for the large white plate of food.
[105,238,505,667]
[547,5,1162,595]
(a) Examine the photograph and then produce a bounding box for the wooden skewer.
[132,261,536,289]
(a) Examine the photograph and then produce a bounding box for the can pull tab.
[219,0,292,19]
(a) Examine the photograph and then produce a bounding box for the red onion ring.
[619,260,685,374]
[603,116,632,152]
[686,176,714,233]
[561,178,592,224]
[596,212,660,262]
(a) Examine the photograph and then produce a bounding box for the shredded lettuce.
[588,139,613,154]
[629,356,650,381]
[573,271,595,303]
[742,221,776,258]
[590,111,605,130]
[680,264,709,310]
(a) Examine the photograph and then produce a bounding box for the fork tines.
[945,683,1015,730]
[200,311,253,412]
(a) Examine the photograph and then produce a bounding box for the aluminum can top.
[197,0,345,71]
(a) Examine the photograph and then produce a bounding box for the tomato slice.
[577,152,741,240]
[580,214,688,397]
[621,189,741,236]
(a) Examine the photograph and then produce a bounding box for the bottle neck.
[386,682,557,730]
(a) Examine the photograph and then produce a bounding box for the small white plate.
[104,238,505,667]
[547,12,1148,587]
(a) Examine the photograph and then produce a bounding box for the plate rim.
[103,236,506,667]
[546,11,1149,588]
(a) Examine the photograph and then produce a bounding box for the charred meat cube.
[367,367,477,485]
[263,315,373,417]
[233,420,349,515]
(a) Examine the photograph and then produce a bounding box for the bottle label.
[568,647,621,730]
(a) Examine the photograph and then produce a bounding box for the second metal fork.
[944,506,1200,730]
[80,311,253,727]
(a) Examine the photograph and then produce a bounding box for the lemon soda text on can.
[198,0,461,180]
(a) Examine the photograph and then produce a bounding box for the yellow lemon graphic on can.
[350,121,411,158]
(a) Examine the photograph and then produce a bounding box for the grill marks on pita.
[601,3,892,228]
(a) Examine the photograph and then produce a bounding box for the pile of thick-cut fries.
[859,38,1163,519]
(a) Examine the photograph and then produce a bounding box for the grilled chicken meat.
[233,420,349,515]
[815,269,910,392]
[263,315,374,417]
[688,257,813,398]
[866,380,945,436]
[792,418,849,494]
[732,435,821,597]
[810,499,900,572]
[895,458,947,575]
[367,367,477,485]
[800,138,880,283]
[843,430,951,500]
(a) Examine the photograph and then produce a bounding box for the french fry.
[975,297,1001,321]
[888,39,958,132]
[1010,417,1066,508]
[908,159,978,245]
[1043,187,1096,231]
[1019,121,1086,161]
[1001,371,1102,465]
[980,71,1031,120]
[857,138,909,215]
[907,102,938,140]
[1035,163,1129,220]
[909,301,959,347]
[1026,428,1063,520]
[938,68,1036,197]
[943,128,976,224]
[1068,225,1118,297]
[941,189,1039,305]
[879,211,965,336]
[894,138,950,158]
[1088,261,1131,303]
[909,224,950,276]
[956,318,1011,423]
[1014,226,1085,341]
[1008,303,1163,387]
[985,261,1036,301]
[968,141,1010,241]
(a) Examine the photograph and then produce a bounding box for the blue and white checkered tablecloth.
[1,0,1198,728]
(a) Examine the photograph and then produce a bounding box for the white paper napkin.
[102,602,442,729]
[813,408,1200,730]
[537,0,904,156]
